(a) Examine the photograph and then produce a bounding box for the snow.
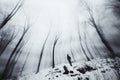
[0,0,120,80]
[18,57,120,80]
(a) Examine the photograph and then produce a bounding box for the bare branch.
[1,18,31,79]
[36,29,51,74]
[52,35,60,68]
[0,0,24,29]
[0,28,18,56]
[84,1,116,58]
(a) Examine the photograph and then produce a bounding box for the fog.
[0,0,120,79]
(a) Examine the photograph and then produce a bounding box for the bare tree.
[108,0,120,18]
[84,32,94,59]
[77,25,90,61]
[1,21,31,79]
[36,30,51,74]
[6,40,28,79]
[0,0,24,29]
[86,32,103,58]
[20,47,32,76]
[84,2,116,58]
[70,37,76,62]
[52,35,60,68]
[0,28,18,56]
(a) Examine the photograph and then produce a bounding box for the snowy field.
[19,57,120,80]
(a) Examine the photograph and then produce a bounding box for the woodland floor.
[17,57,120,80]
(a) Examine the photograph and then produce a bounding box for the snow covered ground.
[18,57,120,80]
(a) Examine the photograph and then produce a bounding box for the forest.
[0,0,120,80]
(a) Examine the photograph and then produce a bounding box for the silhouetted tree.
[1,20,30,79]
[86,32,103,58]
[77,25,90,61]
[109,0,120,18]
[36,29,51,73]
[70,37,76,62]
[52,35,59,68]
[0,0,24,29]
[84,32,94,59]
[85,2,116,58]
[20,47,32,76]
[0,28,17,56]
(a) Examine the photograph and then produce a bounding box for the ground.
[18,57,120,80]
